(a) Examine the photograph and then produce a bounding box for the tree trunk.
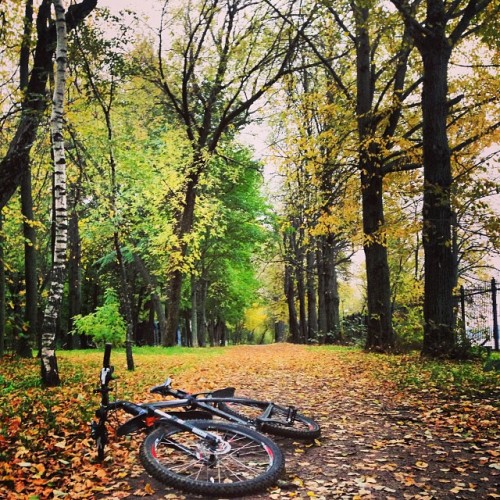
[274,321,285,343]
[354,0,394,352]
[19,171,37,358]
[165,269,183,346]
[361,160,394,350]
[17,0,36,359]
[40,0,68,387]
[208,320,215,347]
[419,40,455,356]
[219,319,226,346]
[199,278,208,347]
[0,210,5,356]
[316,243,327,337]
[190,275,199,347]
[323,235,341,342]
[293,230,308,343]
[164,172,199,346]
[114,235,135,370]
[133,254,168,344]
[284,257,300,343]
[306,248,318,341]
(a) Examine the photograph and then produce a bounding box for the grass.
[308,344,500,396]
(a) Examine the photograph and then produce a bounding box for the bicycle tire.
[139,419,284,497]
[218,400,321,440]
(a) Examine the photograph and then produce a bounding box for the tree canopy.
[0,0,498,373]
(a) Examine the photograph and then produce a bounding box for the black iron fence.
[457,278,500,351]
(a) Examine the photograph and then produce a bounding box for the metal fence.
[457,278,500,351]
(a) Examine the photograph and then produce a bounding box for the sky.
[98,0,160,21]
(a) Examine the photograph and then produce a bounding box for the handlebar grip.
[103,343,112,368]
[120,401,148,416]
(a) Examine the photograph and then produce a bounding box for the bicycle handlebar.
[119,401,148,416]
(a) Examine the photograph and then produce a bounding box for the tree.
[0,0,97,210]
[270,65,358,344]
[40,0,69,387]
[189,146,272,345]
[72,15,136,369]
[19,0,36,359]
[392,0,497,357]
[270,0,420,351]
[0,210,5,356]
[138,0,310,345]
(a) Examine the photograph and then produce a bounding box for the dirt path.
[101,345,499,499]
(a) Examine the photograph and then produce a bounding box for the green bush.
[393,305,424,352]
[71,288,127,346]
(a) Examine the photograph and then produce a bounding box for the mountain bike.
[146,377,321,440]
[90,344,285,497]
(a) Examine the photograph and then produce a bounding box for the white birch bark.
[41,0,68,386]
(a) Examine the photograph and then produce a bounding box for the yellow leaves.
[34,462,46,477]
[243,304,268,334]
[415,460,429,469]
[132,483,155,496]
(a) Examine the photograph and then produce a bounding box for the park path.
[108,344,499,499]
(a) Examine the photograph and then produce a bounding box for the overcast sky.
[97,0,160,19]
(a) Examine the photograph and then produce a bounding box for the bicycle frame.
[143,380,299,430]
[89,344,288,499]
[91,345,224,460]
[91,343,315,465]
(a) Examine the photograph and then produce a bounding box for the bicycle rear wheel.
[139,420,285,497]
[218,400,321,440]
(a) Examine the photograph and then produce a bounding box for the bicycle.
[146,377,321,440]
[90,344,285,497]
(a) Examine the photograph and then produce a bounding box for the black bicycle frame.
[92,345,224,458]
[146,383,299,429]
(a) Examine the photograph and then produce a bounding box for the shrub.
[71,289,127,346]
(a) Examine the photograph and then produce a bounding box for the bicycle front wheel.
[218,400,321,440]
[139,420,285,497]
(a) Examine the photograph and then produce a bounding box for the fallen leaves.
[1,344,499,499]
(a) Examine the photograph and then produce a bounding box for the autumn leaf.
[1,344,499,500]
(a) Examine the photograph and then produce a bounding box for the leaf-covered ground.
[1,344,499,499]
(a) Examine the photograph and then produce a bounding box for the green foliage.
[387,354,500,395]
[340,314,367,346]
[393,305,424,352]
[71,289,126,346]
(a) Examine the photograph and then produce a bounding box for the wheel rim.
[151,428,275,484]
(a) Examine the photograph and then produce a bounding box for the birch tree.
[40,0,68,387]
[0,0,97,210]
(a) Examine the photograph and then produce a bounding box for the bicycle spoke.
[140,421,284,495]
